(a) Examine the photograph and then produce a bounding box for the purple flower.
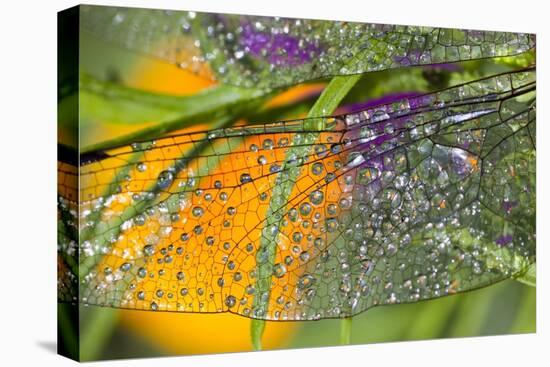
[495,234,513,247]
[394,50,464,71]
[502,200,518,214]
[394,50,424,66]
[239,22,321,67]
[426,63,462,72]
[339,92,424,174]
[338,92,422,115]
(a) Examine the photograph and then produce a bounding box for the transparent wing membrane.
[58,69,535,320]
[80,5,536,88]
[57,160,79,303]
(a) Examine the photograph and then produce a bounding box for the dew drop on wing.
[225,295,237,308]
[240,173,253,184]
[157,170,174,189]
[297,274,316,289]
[273,263,287,278]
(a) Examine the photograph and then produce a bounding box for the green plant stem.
[340,317,353,345]
[250,72,362,351]
[251,319,266,351]
[306,74,364,120]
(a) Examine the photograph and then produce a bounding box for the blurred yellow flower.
[110,50,326,354]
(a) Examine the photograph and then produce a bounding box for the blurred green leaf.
[289,279,535,349]
[80,75,273,152]
[80,74,269,125]
[510,285,536,333]
[495,49,536,68]
[447,284,498,337]
[403,295,461,340]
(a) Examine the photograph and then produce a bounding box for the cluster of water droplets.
[65,66,536,320]
[80,5,535,88]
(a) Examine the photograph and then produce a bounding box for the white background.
[0,0,547,366]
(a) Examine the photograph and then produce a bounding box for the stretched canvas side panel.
[57,5,80,362]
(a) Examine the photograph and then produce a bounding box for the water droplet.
[192,206,204,217]
[157,170,174,189]
[311,162,324,175]
[309,190,324,205]
[134,214,145,226]
[270,164,282,173]
[225,295,237,308]
[339,198,352,209]
[246,285,255,295]
[357,167,380,185]
[297,274,316,289]
[361,259,374,274]
[292,232,303,243]
[288,208,298,222]
[383,188,402,208]
[143,245,155,257]
[278,137,289,147]
[284,255,294,265]
[234,50,245,59]
[136,162,147,172]
[262,139,274,150]
[299,202,312,216]
[326,218,339,232]
[315,144,327,158]
[330,143,342,154]
[273,263,287,278]
[325,173,336,183]
[240,173,253,184]
[194,225,203,235]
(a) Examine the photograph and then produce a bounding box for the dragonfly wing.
[72,69,535,320]
[58,157,79,303]
[80,5,536,88]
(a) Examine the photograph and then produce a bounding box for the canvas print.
[57,4,536,361]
